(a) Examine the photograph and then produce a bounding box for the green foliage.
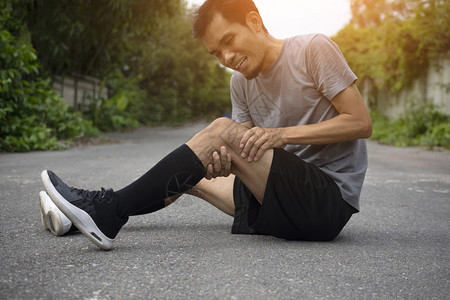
[21,0,180,77]
[334,0,450,92]
[18,0,232,128]
[0,1,100,152]
[370,104,450,149]
[85,85,139,132]
[336,0,450,149]
[1,0,232,152]
[133,5,232,122]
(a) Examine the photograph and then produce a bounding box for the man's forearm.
[281,113,372,145]
[281,83,372,146]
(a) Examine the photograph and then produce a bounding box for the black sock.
[115,144,205,218]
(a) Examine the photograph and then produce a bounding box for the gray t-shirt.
[230,33,367,211]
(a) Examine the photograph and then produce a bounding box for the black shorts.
[232,148,357,241]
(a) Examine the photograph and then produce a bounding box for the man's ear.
[245,11,263,33]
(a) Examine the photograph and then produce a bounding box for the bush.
[0,74,101,152]
[370,104,450,149]
[0,2,100,152]
[334,0,450,92]
[84,84,139,132]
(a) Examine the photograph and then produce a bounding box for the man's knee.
[205,117,236,133]
[187,117,247,164]
[202,117,245,145]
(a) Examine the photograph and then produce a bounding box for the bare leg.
[189,176,236,216]
[161,176,235,216]
[161,118,271,217]
[186,117,273,204]
[164,194,183,207]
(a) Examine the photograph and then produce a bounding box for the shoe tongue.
[48,171,63,188]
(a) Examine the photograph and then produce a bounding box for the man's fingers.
[247,134,269,161]
[254,144,269,162]
[225,153,232,175]
[205,164,214,180]
[239,128,257,155]
[241,129,261,158]
[239,130,251,149]
[219,146,232,176]
[206,148,233,179]
[212,151,221,174]
[220,146,228,167]
[240,127,282,162]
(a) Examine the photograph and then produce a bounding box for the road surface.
[1,122,449,299]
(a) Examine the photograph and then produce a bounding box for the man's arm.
[240,83,372,162]
[282,83,372,144]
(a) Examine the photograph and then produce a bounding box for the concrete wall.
[52,75,108,111]
[360,54,450,119]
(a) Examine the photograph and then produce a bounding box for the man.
[40,0,372,250]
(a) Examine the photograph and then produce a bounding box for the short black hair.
[192,0,268,39]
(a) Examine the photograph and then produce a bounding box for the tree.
[23,0,232,124]
[350,0,410,28]
[333,0,450,148]
[132,7,232,124]
[334,0,450,91]
[22,0,181,77]
[3,0,232,153]
[0,0,99,151]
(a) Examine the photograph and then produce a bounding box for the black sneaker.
[41,170,128,250]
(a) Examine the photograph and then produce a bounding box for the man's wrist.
[279,127,289,146]
[280,125,305,146]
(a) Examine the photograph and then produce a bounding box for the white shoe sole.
[39,191,72,236]
[41,170,114,250]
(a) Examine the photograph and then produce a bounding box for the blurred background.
[1,0,449,152]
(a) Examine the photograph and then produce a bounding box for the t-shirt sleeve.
[307,34,357,100]
[230,72,252,123]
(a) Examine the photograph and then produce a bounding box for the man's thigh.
[233,148,355,241]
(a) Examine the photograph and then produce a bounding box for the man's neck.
[261,35,285,72]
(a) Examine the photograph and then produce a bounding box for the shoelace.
[70,187,111,204]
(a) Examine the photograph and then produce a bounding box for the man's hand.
[205,146,232,180]
[239,127,284,162]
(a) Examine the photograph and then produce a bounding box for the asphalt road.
[1,122,449,299]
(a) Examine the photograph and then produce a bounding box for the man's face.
[202,13,266,79]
